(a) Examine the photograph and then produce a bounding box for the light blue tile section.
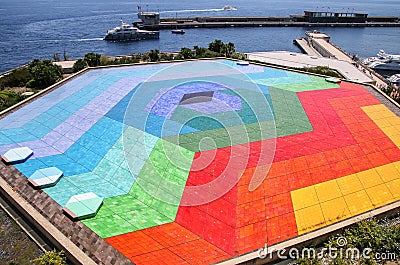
[39,126,158,205]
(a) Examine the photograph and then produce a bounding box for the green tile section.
[162,88,277,152]
[162,122,277,152]
[162,87,314,152]
[82,139,194,238]
[169,89,274,131]
[269,87,314,137]
[267,75,340,92]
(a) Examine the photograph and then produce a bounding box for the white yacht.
[378,50,400,62]
[388,74,400,85]
[223,5,237,11]
[104,20,159,41]
[362,50,400,71]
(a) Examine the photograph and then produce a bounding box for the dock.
[246,51,374,84]
[136,11,400,30]
[293,38,320,57]
[293,31,388,88]
[144,21,400,29]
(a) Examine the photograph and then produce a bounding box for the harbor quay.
[135,10,400,30]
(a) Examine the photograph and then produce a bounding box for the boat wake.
[161,8,224,14]
[76,38,104,42]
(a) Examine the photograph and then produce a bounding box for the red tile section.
[107,82,400,264]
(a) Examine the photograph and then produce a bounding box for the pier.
[141,20,400,29]
[136,11,399,30]
[294,31,388,88]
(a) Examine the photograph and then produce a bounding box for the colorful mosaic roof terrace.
[0,60,399,264]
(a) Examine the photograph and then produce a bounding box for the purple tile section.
[234,64,266,74]
[0,78,145,159]
[145,82,229,118]
[0,72,102,130]
[182,91,243,114]
[147,67,262,82]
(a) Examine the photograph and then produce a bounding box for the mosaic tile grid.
[1,60,399,264]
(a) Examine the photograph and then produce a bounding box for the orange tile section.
[106,230,164,258]
[105,223,231,264]
[168,239,232,265]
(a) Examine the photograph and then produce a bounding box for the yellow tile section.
[336,174,364,195]
[357,168,383,189]
[291,160,400,235]
[314,180,342,202]
[291,104,400,235]
[365,184,394,208]
[293,204,325,234]
[362,104,400,147]
[321,197,351,225]
[386,179,400,198]
[291,185,319,211]
[344,190,374,215]
[375,163,400,182]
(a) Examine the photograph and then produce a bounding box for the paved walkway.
[246,51,374,84]
[294,38,320,57]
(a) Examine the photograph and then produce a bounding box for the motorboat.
[223,5,237,11]
[362,53,399,71]
[378,50,400,62]
[104,20,159,41]
[388,74,400,85]
[367,60,400,71]
[171,29,185,34]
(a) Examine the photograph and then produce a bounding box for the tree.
[63,50,69,61]
[26,59,62,89]
[53,53,61,62]
[223,42,236,57]
[193,45,208,58]
[72,59,88,72]
[208,39,224,54]
[180,47,193,59]
[84,52,101,67]
[149,49,160,62]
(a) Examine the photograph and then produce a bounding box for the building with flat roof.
[303,10,368,23]
[1,59,399,264]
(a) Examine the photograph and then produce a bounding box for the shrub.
[302,66,342,78]
[84,52,101,67]
[179,47,193,59]
[72,59,88,72]
[149,49,160,62]
[294,217,400,264]
[0,90,22,111]
[159,53,173,61]
[33,249,66,265]
[27,59,62,89]
[0,67,32,89]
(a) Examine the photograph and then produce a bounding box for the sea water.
[0,0,399,72]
